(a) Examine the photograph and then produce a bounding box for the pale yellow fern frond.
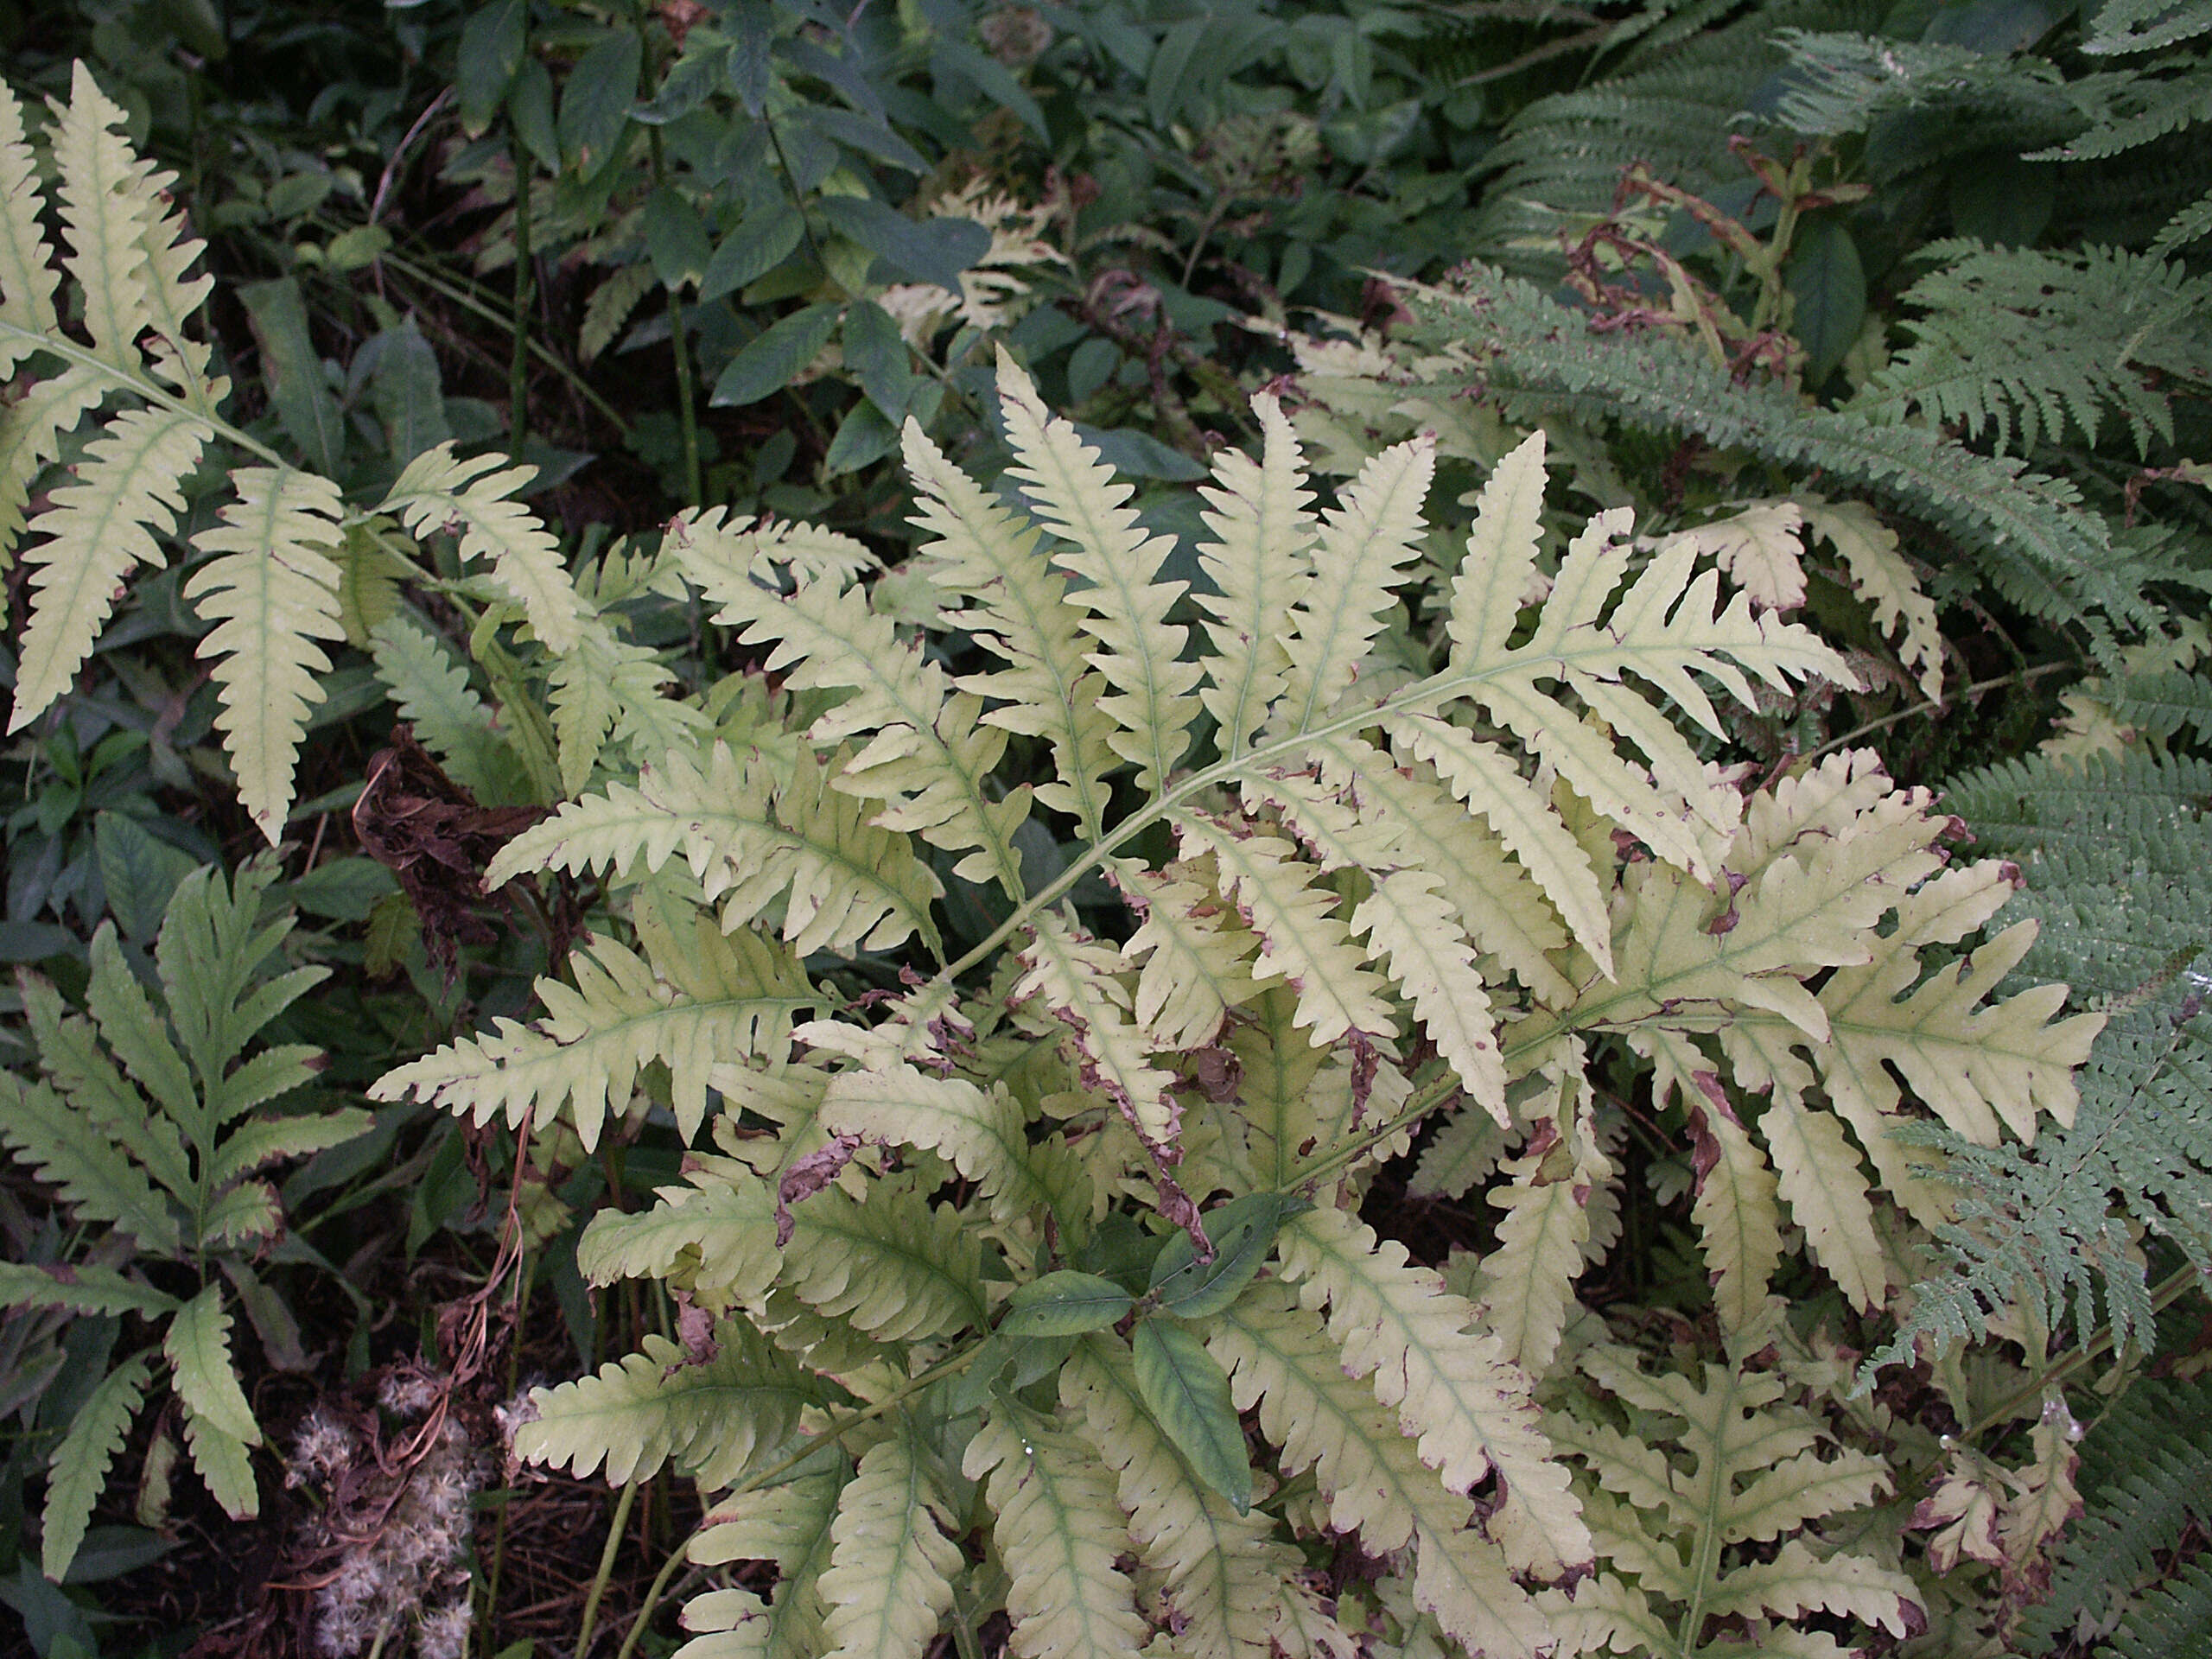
[51,64,158,374]
[369,907,818,1150]
[817,1067,1083,1231]
[1116,861,1262,1052]
[575,1160,782,1308]
[1194,392,1314,762]
[690,1464,845,1659]
[1207,1287,1551,1659]
[906,417,1116,837]
[995,351,1201,797]
[1062,1334,1306,1659]
[964,1406,1151,1659]
[1015,911,1178,1150]
[1274,429,1435,735]
[380,443,587,652]
[702,573,1028,896]
[182,467,346,841]
[781,1178,990,1344]
[1274,1205,1589,1577]
[8,406,207,731]
[0,81,60,376]
[516,1323,810,1491]
[1472,1099,1610,1376]
[489,742,943,957]
[546,613,708,795]
[817,1423,964,1659]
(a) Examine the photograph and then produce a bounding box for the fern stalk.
[575,1475,639,1659]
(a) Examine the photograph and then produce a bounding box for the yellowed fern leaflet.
[1195,392,1314,762]
[51,65,158,375]
[184,468,346,842]
[817,1426,963,1659]
[0,82,59,377]
[9,406,207,732]
[380,444,587,652]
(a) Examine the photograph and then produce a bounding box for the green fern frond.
[0,1071,181,1253]
[365,613,531,801]
[40,1355,152,1582]
[1857,243,2212,456]
[183,467,346,842]
[547,613,708,796]
[518,1322,812,1491]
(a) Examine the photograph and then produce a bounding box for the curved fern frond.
[815,1424,964,1659]
[52,63,160,375]
[379,442,587,652]
[995,351,1201,798]
[547,613,709,796]
[964,1404,1150,1659]
[662,506,878,599]
[370,908,819,1150]
[518,1323,811,1491]
[817,1067,1079,1230]
[576,1155,783,1305]
[41,1355,152,1582]
[0,1071,180,1254]
[690,1462,848,1659]
[489,742,942,958]
[182,467,346,841]
[8,405,208,732]
[366,613,529,803]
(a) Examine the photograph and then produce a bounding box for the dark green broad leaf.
[700,204,805,304]
[557,31,643,177]
[823,400,899,477]
[456,0,526,137]
[842,300,914,421]
[1132,1319,1252,1511]
[93,812,200,946]
[709,302,843,406]
[1149,1192,1310,1320]
[508,59,560,173]
[1785,218,1866,385]
[365,318,450,464]
[1323,97,1422,166]
[724,0,776,115]
[635,38,730,126]
[238,276,343,475]
[931,39,1049,142]
[816,197,989,296]
[1001,1271,1135,1338]
[645,187,713,289]
[806,107,928,175]
[1147,16,1210,129]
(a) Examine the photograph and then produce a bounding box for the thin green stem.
[575,1477,641,1659]
[0,323,288,468]
[1807,662,2075,762]
[1963,1263,2207,1440]
[612,1535,691,1659]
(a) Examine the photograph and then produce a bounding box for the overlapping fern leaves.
[360,351,2101,1659]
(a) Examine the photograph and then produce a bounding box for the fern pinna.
[0,69,2105,1654]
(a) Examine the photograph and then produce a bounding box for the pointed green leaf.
[1003,1272,1135,1338]
[41,1356,150,1581]
[1132,1319,1252,1514]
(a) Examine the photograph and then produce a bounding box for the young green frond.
[41,1356,151,1581]
[184,467,346,842]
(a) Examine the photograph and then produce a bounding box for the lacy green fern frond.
[1858,242,2212,456]
[1392,267,2153,635]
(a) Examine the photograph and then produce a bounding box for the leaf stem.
[1963,1262,2207,1440]
[575,1476,640,1659]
